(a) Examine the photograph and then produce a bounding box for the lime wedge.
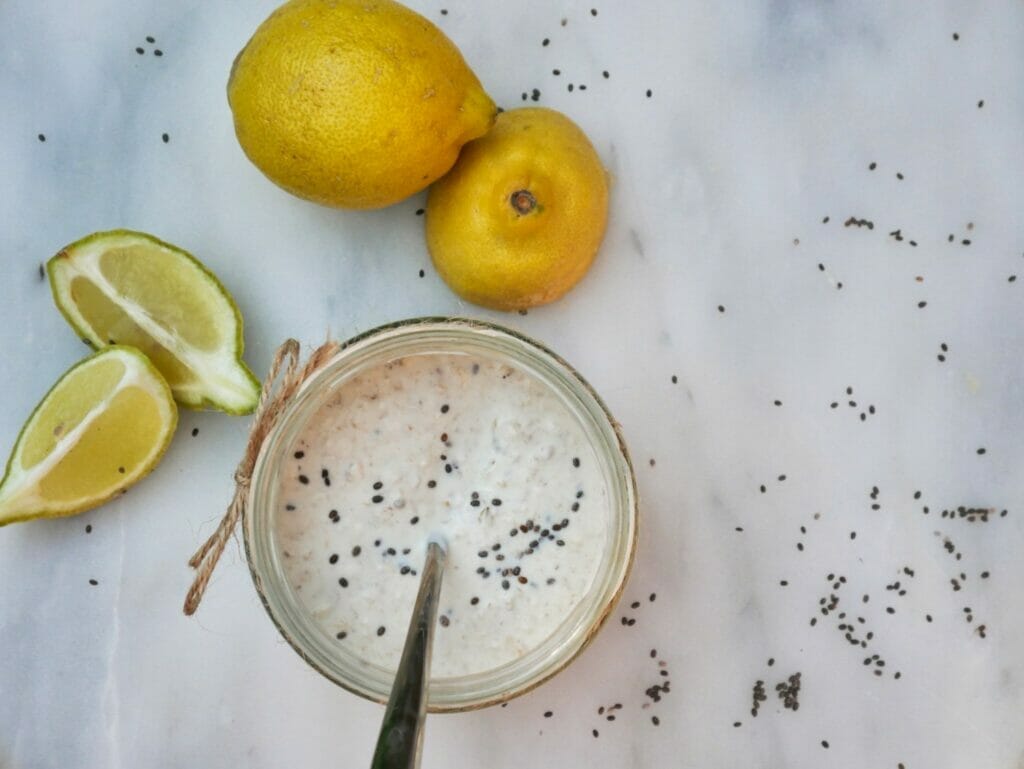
[0,347,177,525]
[48,230,260,414]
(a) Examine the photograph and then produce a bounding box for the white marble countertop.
[2,1,1023,767]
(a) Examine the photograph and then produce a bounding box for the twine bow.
[183,337,340,616]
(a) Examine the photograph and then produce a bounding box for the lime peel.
[0,346,178,526]
[47,230,260,414]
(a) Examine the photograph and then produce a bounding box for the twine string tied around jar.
[183,337,339,616]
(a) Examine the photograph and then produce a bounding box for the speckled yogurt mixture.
[275,352,608,678]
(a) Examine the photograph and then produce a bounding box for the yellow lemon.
[0,347,177,526]
[228,0,497,209]
[426,107,609,310]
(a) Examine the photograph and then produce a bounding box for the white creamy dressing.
[275,352,608,678]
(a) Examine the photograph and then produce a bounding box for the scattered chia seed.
[751,680,767,717]
[775,672,801,710]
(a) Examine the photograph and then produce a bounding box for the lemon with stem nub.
[426,107,610,310]
[0,347,177,526]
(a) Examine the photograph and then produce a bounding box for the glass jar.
[244,318,638,712]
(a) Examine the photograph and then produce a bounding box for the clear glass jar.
[244,318,638,712]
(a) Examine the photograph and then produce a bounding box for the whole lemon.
[426,107,609,310]
[227,0,497,209]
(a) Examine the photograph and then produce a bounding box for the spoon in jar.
[370,538,448,769]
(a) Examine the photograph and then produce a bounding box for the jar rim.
[243,317,638,712]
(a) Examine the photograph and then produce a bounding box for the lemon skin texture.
[426,107,609,310]
[228,0,497,209]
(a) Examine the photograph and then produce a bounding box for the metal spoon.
[371,539,447,769]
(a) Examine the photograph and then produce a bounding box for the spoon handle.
[371,541,447,769]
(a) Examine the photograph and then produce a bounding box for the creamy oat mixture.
[275,352,608,678]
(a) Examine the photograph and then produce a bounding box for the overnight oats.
[244,319,637,710]
[277,353,608,677]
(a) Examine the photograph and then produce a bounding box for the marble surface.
[1,0,1023,767]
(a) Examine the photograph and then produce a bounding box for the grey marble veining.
[1,1,1023,767]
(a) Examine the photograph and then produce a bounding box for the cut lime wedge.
[48,230,260,414]
[0,347,177,525]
